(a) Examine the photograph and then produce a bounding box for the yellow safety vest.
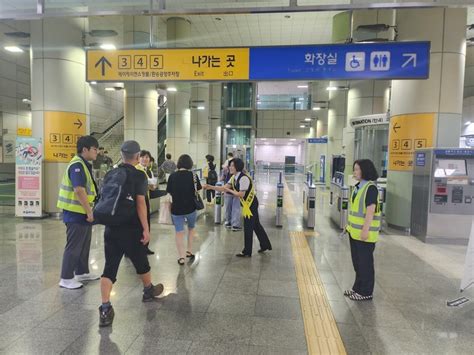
[57,155,97,214]
[135,163,150,199]
[346,182,381,243]
[231,173,256,219]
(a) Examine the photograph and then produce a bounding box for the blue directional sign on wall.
[249,41,430,80]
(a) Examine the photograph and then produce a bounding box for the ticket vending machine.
[411,148,474,244]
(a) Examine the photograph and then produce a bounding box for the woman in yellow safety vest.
[345,159,381,301]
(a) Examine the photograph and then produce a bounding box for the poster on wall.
[15,137,43,218]
[44,111,86,163]
[3,135,16,163]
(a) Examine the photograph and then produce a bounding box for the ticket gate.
[330,182,349,229]
[276,172,284,227]
[214,182,224,224]
[304,182,316,229]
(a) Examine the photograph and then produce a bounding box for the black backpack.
[208,169,218,184]
[93,164,136,226]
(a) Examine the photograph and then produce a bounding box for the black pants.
[206,180,216,202]
[101,226,151,283]
[349,236,376,296]
[242,199,272,256]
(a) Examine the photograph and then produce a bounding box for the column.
[209,83,222,163]
[386,8,466,229]
[31,18,89,213]
[190,83,210,168]
[165,17,193,163]
[123,16,158,157]
[327,81,348,185]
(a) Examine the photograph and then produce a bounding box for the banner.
[15,137,42,217]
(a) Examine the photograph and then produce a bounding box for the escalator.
[157,103,167,166]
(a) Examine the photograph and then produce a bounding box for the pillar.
[123,16,158,157]
[327,81,348,185]
[31,18,89,213]
[165,17,193,164]
[209,83,222,163]
[190,83,210,168]
[386,8,466,229]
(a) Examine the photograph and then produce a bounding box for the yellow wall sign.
[87,48,250,82]
[388,113,435,171]
[44,111,86,163]
[17,127,32,136]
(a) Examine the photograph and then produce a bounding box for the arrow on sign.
[402,53,417,68]
[74,119,83,129]
[95,56,112,76]
[393,123,401,133]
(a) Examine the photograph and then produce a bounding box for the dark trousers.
[101,226,151,283]
[206,189,215,202]
[349,236,376,296]
[60,223,92,279]
[242,199,272,256]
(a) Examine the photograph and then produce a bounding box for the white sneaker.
[59,278,84,289]
[75,273,100,282]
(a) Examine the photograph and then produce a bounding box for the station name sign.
[350,114,389,128]
[87,41,430,82]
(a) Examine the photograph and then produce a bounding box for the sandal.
[349,292,373,301]
[186,251,195,259]
[177,258,185,265]
[344,289,355,297]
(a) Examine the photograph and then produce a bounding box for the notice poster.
[15,137,43,217]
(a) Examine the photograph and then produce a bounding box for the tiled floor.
[0,174,473,354]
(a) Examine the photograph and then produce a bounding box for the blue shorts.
[171,211,197,232]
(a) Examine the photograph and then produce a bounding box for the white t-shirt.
[234,172,250,191]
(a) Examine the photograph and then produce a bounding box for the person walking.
[99,141,164,327]
[160,153,177,182]
[344,159,381,301]
[205,158,272,257]
[166,154,202,265]
[205,155,218,203]
[57,136,100,289]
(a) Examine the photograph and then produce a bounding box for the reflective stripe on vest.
[346,181,381,243]
[57,156,97,214]
[135,163,150,199]
[231,173,256,219]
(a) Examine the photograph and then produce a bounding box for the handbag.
[158,195,173,225]
[193,174,205,211]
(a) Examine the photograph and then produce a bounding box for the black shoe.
[142,283,164,302]
[231,226,242,232]
[236,252,251,258]
[224,223,232,229]
[99,305,115,327]
[258,247,272,253]
[146,247,155,255]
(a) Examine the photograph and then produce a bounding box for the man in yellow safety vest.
[57,135,99,290]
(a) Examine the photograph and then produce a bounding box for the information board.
[388,113,434,171]
[44,111,86,163]
[87,48,249,82]
[15,137,42,217]
[87,42,430,82]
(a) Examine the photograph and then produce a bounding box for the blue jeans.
[171,211,197,232]
[224,194,242,228]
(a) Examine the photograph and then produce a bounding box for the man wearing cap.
[99,140,164,327]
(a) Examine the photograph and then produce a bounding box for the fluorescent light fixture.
[297,85,308,89]
[326,86,349,91]
[167,87,177,92]
[197,106,205,110]
[100,43,116,50]
[4,46,23,53]
[90,81,97,85]
[225,124,231,128]
[300,125,306,128]
[22,98,31,104]
[313,107,322,111]
[305,118,312,121]
[105,87,115,91]
[298,98,305,101]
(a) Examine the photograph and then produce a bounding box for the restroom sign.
[388,113,435,171]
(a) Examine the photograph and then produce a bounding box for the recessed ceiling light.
[313,107,321,111]
[90,81,97,85]
[326,86,349,91]
[22,98,31,104]
[197,106,205,110]
[297,85,308,89]
[100,43,116,50]
[225,124,231,128]
[304,118,312,121]
[167,87,177,92]
[105,87,115,91]
[300,125,306,128]
[4,46,23,53]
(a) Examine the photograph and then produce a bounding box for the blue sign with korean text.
[249,41,430,80]
[435,149,474,157]
[415,152,426,167]
[308,138,328,144]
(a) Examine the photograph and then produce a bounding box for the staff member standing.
[206,158,272,257]
[57,136,100,289]
[345,159,381,301]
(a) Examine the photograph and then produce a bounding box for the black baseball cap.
[120,140,141,154]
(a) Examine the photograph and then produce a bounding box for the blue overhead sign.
[249,41,430,80]
[308,138,328,144]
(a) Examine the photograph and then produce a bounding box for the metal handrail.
[91,116,124,139]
